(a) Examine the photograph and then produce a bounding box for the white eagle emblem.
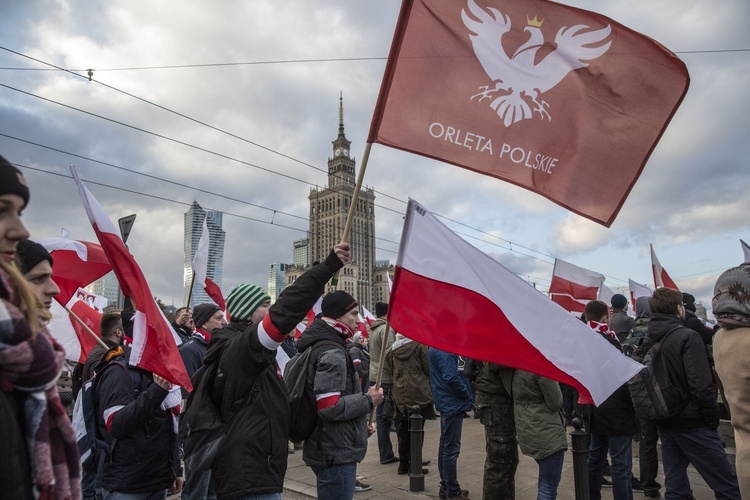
[461,0,612,127]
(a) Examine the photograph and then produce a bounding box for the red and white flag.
[650,244,679,290]
[741,239,750,263]
[597,283,615,306]
[548,259,605,314]
[362,305,377,326]
[38,232,112,305]
[368,0,689,227]
[48,288,104,363]
[71,167,192,391]
[629,279,654,309]
[356,313,370,338]
[389,199,641,405]
[193,217,226,310]
[295,297,323,339]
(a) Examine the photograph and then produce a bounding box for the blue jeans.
[588,433,633,500]
[310,462,357,500]
[181,467,216,500]
[536,449,565,500]
[438,412,465,497]
[102,491,166,500]
[658,425,740,499]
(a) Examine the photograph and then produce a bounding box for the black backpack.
[627,327,688,420]
[72,356,141,477]
[284,340,350,443]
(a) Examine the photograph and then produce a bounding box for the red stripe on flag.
[390,266,594,403]
[549,276,600,313]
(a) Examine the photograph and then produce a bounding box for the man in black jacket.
[646,288,740,499]
[206,243,351,500]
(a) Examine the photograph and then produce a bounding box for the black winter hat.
[682,292,696,312]
[611,294,628,310]
[193,303,221,330]
[0,154,30,207]
[321,290,358,319]
[16,239,53,274]
[375,302,388,318]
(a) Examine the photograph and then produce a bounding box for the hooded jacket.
[368,318,395,384]
[512,370,567,460]
[428,348,473,416]
[297,318,372,468]
[387,336,433,418]
[204,250,344,498]
[647,313,719,430]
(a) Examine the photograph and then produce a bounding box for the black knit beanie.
[321,290,358,319]
[16,239,53,274]
[0,155,30,206]
[193,303,221,330]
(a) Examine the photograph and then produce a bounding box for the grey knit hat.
[712,263,750,328]
[226,284,271,321]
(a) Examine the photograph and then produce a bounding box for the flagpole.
[331,142,373,290]
[186,270,196,309]
[64,304,108,349]
[368,321,391,425]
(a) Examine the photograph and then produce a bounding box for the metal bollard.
[409,405,425,492]
[570,417,590,500]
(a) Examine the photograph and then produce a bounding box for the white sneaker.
[354,479,371,492]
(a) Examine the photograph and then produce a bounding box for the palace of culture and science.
[273,96,392,311]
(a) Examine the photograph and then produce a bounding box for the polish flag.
[548,259,605,314]
[71,167,192,391]
[597,283,616,306]
[650,244,679,290]
[362,305,377,326]
[389,199,642,405]
[741,239,750,263]
[38,233,112,305]
[193,217,225,310]
[296,297,323,339]
[356,313,370,338]
[629,279,654,310]
[48,289,104,363]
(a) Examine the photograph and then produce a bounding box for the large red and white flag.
[548,259,605,314]
[193,217,226,310]
[390,199,642,405]
[629,279,654,309]
[650,244,679,290]
[38,233,112,305]
[48,289,104,363]
[368,0,689,227]
[71,167,192,391]
[741,239,750,263]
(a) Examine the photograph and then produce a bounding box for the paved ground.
[284,416,723,499]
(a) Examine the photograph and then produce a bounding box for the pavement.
[283,415,725,499]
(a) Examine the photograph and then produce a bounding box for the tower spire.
[339,91,345,137]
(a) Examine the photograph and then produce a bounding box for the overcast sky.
[2,0,749,316]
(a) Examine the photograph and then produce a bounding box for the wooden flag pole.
[64,304,108,349]
[368,321,392,425]
[186,270,196,309]
[330,142,373,290]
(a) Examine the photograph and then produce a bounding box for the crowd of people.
[2,153,749,500]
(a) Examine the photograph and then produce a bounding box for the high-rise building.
[268,263,289,303]
[86,270,120,308]
[183,201,225,308]
[285,95,378,309]
[292,238,309,267]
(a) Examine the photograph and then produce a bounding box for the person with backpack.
[94,344,184,498]
[296,289,384,500]
[190,243,352,500]
[645,288,740,499]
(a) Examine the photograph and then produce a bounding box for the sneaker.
[439,487,470,499]
[354,479,371,492]
[601,477,612,487]
[632,477,644,491]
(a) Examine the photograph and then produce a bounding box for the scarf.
[321,316,355,339]
[0,269,81,500]
[588,320,617,341]
[194,328,212,343]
